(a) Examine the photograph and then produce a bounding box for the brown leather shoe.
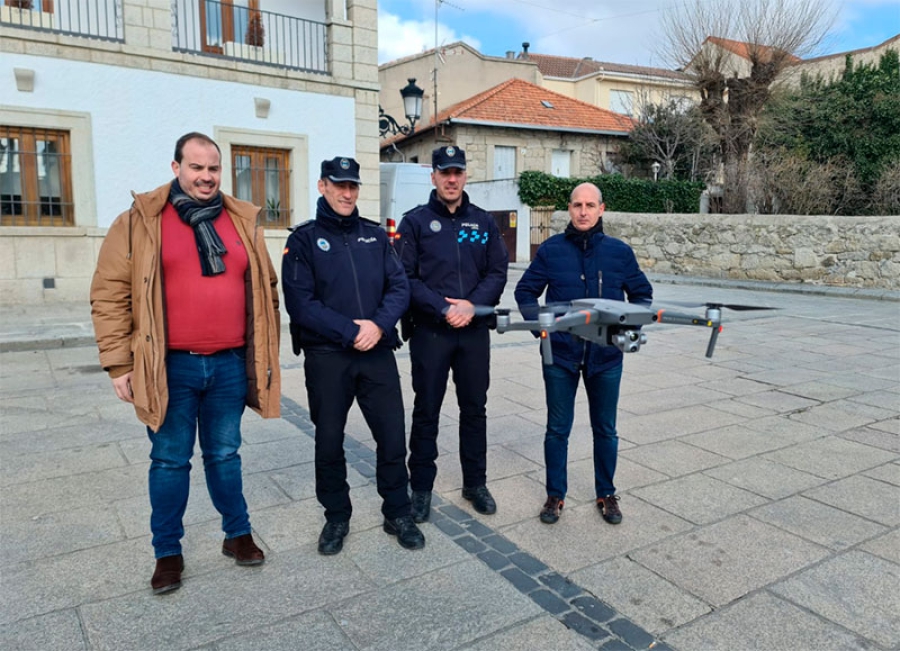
[597,495,623,525]
[222,533,265,566]
[540,496,564,524]
[151,554,184,595]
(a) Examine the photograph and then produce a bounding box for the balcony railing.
[172,0,328,74]
[0,0,124,42]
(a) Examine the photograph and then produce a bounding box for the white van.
[379,162,433,232]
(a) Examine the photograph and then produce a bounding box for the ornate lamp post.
[379,78,424,138]
[651,161,661,182]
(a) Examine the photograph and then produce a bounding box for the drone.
[486,298,775,365]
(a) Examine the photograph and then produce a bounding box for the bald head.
[568,183,605,232]
[570,183,602,204]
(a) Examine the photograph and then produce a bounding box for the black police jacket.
[282,198,409,352]
[396,190,508,327]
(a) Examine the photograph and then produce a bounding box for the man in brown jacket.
[90,132,281,595]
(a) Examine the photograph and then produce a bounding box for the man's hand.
[112,371,135,403]
[353,319,383,351]
[444,298,474,328]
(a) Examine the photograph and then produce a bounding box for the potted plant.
[266,198,281,222]
[245,11,264,48]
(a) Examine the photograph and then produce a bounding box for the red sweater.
[161,203,248,353]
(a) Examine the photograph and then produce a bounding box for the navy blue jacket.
[282,199,409,351]
[515,223,653,375]
[397,190,508,327]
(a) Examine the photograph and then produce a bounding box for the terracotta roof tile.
[521,52,691,81]
[438,78,634,133]
[706,36,802,64]
[381,78,633,147]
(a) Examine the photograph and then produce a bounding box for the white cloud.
[378,11,481,64]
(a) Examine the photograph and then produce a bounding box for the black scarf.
[168,179,227,276]
[565,218,604,249]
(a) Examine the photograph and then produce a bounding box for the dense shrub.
[517,171,705,213]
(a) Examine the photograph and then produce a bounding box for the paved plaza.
[1,270,898,650]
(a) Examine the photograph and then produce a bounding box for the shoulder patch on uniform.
[288,219,315,233]
[403,204,426,217]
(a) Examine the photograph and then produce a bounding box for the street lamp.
[651,161,661,182]
[379,78,424,138]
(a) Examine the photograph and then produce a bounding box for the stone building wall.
[548,212,899,290]
[382,124,624,181]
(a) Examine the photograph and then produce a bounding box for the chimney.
[506,51,515,59]
[522,42,530,59]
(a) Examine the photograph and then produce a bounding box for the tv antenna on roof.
[434,0,463,133]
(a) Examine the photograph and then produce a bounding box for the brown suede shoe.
[151,555,184,595]
[222,533,265,566]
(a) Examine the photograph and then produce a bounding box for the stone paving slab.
[1,278,898,651]
[503,498,693,574]
[0,608,88,651]
[763,435,897,480]
[681,423,812,459]
[328,560,543,651]
[619,439,731,477]
[749,495,888,550]
[663,591,873,651]
[631,473,768,525]
[802,474,900,526]
[213,610,354,651]
[457,615,599,651]
[771,551,900,649]
[702,457,828,499]
[570,556,712,635]
[80,546,376,651]
[631,515,830,607]
[1,502,126,564]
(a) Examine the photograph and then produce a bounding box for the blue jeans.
[542,362,623,500]
[147,349,250,559]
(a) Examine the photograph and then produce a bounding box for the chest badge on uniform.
[429,220,442,233]
[317,238,331,252]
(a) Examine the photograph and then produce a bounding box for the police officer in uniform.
[282,157,425,554]
[397,146,509,522]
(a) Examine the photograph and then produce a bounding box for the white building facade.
[1,0,379,304]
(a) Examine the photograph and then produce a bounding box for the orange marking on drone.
[540,330,548,339]
[579,310,591,324]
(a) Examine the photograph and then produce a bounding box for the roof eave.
[448,118,631,137]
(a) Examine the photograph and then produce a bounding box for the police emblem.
[340,158,350,170]
[429,220,442,232]
[317,238,331,252]
[445,146,456,157]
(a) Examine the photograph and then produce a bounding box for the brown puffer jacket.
[90,183,281,431]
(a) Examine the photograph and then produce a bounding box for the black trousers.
[408,324,490,491]
[304,346,411,522]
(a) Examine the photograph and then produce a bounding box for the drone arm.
[655,309,714,328]
[705,325,722,358]
[540,330,554,365]
[553,309,598,329]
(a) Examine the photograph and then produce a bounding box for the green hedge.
[517,171,705,213]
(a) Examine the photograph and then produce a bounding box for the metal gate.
[530,206,554,260]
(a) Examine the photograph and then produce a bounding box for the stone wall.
[3,212,896,304]
[382,124,624,182]
[548,212,899,289]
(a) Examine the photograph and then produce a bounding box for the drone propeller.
[661,301,778,312]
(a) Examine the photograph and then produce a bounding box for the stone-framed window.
[215,126,308,230]
[0,125,74,227]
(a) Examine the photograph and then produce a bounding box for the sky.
[377,0,900,67]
